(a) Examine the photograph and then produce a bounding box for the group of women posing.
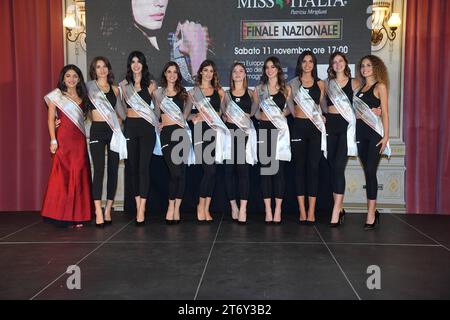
[41,50,390,231]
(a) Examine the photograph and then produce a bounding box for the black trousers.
[291,118,322,197]
[125,118,156,198]
[259,120,285,199]
[326,113,349,195]
[225,122,250,201]
[160,124,188,200]
[89,121,119,201]
[356,119,382,200]
[194,121,217,198]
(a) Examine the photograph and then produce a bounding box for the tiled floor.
[0,211,449,300]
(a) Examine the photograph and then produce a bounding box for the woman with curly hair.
[354,55,390,230]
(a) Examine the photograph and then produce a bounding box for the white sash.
[87,81,127,160]
[189,87,231,163]
[120,81,162,156]
[353,93,391,157]
[324,79,357,156]
[224,91,258,165]
[44,89,86,136]
[156,89,195,165]
[257,85,291,161]
[290,78,327,159]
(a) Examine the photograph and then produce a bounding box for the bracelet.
[50,139,58,145]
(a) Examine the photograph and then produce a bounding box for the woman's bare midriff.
[126,109,141,118]
[260,111,271,121]
[293,106,308,119]
[91,110,107,122]
[327,105,340,114]
[161,114,179,127]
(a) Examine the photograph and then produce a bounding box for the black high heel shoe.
[95,211,105,228]
[104,216,112,225]
[329,209,346,228]
[364,210,380,230]
[103,208,112,225]
[298,219,308,225]
[135,220,146,226]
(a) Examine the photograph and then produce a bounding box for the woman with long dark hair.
[120,51,158,225]
[252,56,291,224]
[86,56,126,227]
[186,59,227,222]
[288,51,326,225]
[324,52,360,227]
[355,55,390,230]
[152,61,195,224]
[41,65,93,227]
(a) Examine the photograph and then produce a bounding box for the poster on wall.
[87,0,372,86]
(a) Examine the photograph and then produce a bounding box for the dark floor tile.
[1,212,134,243]
[110,218,221,243]
[0,244,98,299]
[196,243,358,300]
[391,214,450,249]
[3,212,450,300]
[315,213,434,245]
[0,212,42,239]
[328,244,450,299]
[34,243,211,300]
[216,218,321,243]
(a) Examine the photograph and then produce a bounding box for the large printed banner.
[87,0,372,86]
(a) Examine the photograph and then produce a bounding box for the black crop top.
[265,91,286,111]
[356,82,381,108]
[302,80,321,105]
[88,86,117,110]
[191,90,221,114]
[230,90,252,114]
[161,93,184,114]
[326,78,353,106]
[127,87,153,108]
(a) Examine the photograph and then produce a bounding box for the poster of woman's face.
[87,0,212,85]
[132,0,169,31]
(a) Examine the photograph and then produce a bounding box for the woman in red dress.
[41,65,93,227]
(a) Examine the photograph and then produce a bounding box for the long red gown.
[41,104,93,226]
